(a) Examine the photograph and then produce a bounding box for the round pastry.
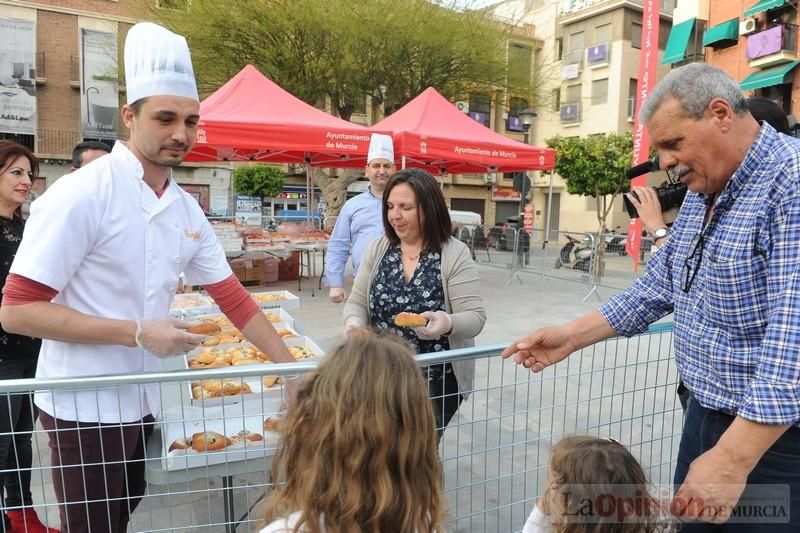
[192,385,214,399]
[394,312,427,327]
[232,358,261,366]
[187,322,222,336]
[191,431,228,452]
[202,337,221,347]
[194,352,217,364]
[263,416,283,432]
[169,437,191,452]
[262,375,279,388]
[236,430,263,443]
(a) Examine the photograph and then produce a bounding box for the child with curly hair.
[523,435,668,533]
[259,333,445,533]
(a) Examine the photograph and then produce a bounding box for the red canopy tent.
[372,87,556,174]
[185,65,372,168]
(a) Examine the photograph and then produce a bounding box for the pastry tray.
[160,400,282,471]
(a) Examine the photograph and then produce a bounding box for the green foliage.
[139,0,533,120]
[232,165,285,200]
[546,133,633,198]
[546,133,633,232]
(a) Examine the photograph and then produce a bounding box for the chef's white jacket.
[10,142,231,423]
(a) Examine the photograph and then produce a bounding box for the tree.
[546,133,633,273]
[546,133,633,228]
[232,165,285,206]
[140,0,535,120]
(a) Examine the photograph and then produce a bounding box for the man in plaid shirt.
[503,63,800,531]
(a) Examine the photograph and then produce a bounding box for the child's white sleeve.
[522,503,555,533]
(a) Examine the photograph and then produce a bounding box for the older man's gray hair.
[640,63,749,123]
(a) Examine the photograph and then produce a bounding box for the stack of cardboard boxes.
[228,257,281,286]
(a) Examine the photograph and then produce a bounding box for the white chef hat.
[124,22,199,105]
[367,133,394,164]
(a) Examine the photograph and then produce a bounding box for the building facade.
[489,0,675,234]
[670,0,800,123]
[0,0,235,214]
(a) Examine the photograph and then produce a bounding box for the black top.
[0,215,41,359]
[368,245,450,354]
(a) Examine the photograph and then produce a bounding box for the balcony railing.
[560,102,581,124]
[587,42,609,66]
[747,23,797,62]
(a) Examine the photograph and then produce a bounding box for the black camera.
[623,182,688,218]
[622,155,688,218]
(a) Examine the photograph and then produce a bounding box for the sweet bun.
[236,430,263,443]
[168,437,191,452]
[263,416,283,432]
[191,431,228,452]
[394,312,427,327]
[187,322,222,336]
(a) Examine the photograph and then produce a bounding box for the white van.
[449,210,482,242]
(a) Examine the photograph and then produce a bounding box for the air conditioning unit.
[483,173,496,184]
[455,101,470,113]
[739,17,758,36]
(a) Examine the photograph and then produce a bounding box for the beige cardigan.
[343,236,486,396]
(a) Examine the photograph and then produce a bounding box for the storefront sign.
[0,17,36,135]
[80,29,119,140]
[492,186,521,202]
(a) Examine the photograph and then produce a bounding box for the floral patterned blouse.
[368,245,450,355]
[0,215,41,358]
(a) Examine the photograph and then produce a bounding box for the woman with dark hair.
[0,141,53,533]
[343,168,486,435]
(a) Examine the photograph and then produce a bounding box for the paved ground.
[23,254,682,532]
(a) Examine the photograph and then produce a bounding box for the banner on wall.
[624,0,660,270]
[80,28,119,140]
[0,17,36,135]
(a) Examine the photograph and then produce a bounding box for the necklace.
[401,246,422,261]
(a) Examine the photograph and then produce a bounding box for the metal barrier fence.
[0,324,680,532]
[455,224,659,300]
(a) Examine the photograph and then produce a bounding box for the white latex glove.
[412,311,453,340]
[135,318,206,358]
[342,316,364,338]
[329,287,347,303]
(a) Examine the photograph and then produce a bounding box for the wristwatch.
[653,227,669,242]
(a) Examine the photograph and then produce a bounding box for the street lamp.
[517,107,537,213]
[519,108,537,143]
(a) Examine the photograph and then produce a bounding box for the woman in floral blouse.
[343,168,486,437]
[0,141,52,533]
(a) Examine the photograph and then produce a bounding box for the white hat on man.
[124,22,199,105]
[367,133,394,163]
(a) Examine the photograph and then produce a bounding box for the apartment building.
[489,0,675,234]
[671,0,800,124]
[0,0,233,212]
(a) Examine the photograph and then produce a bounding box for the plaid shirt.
[601,123,800,426]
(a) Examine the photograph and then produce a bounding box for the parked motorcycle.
[554,235,594,272]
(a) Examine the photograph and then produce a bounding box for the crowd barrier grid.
[0,324,680,532]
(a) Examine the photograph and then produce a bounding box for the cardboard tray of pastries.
[160,401,284,471]
[184,336,322,406]
[169,293,217,319]
[249,290,300,310]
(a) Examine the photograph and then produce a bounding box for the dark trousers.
[39,411,154,533]
[426,363,463,441]
[674,394,800,532]
[0,359,37,533]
